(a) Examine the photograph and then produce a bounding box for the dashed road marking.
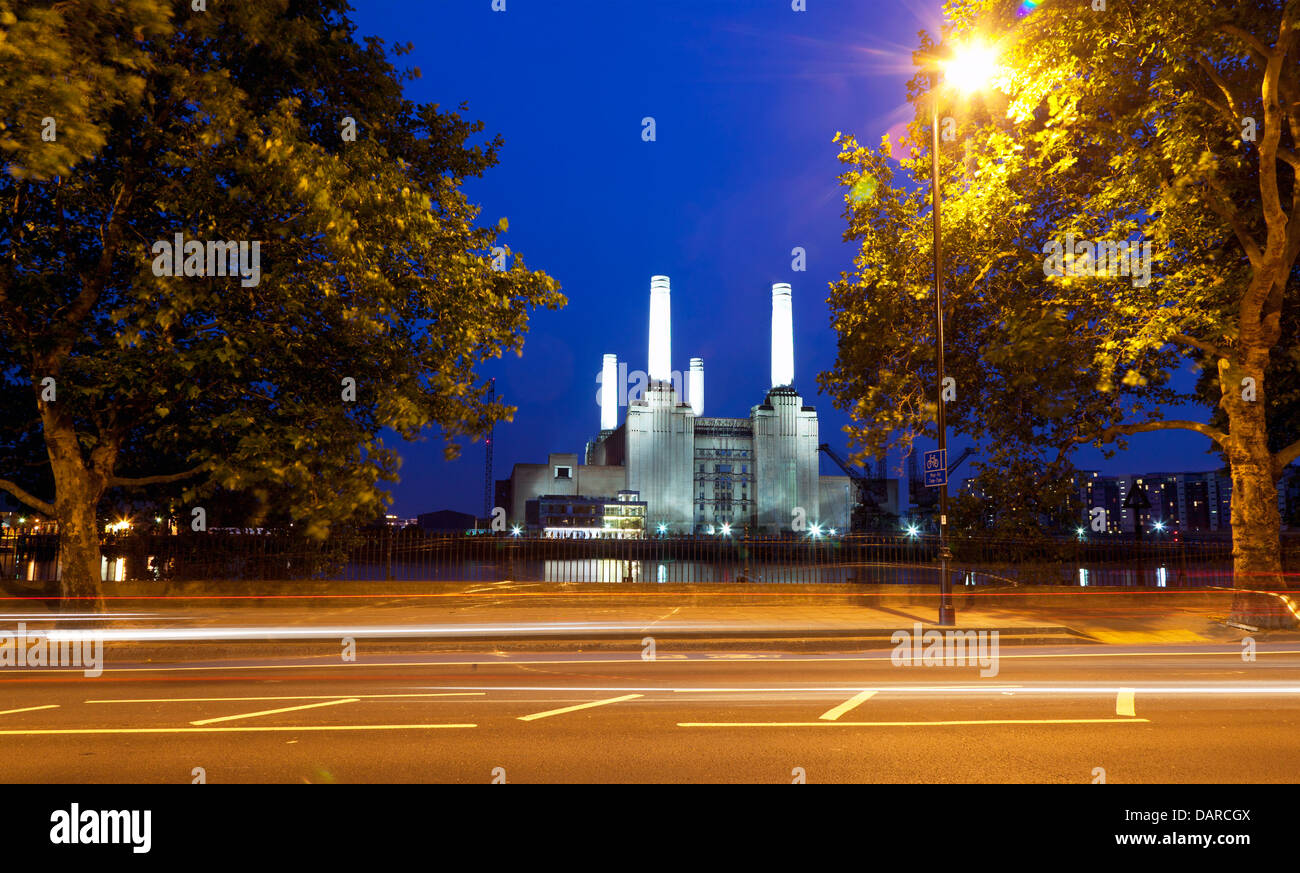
[1116,688,1136,717]
[819,690,878,721]
[0,704,59,717]
[191,697,359,726]
[517,694,642,722]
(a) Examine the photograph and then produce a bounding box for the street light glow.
[945,41,999,94]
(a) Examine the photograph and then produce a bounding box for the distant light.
[720,523,731,536]
[510,525,522,536]
[810,523,822,538]
[657,523,667,535]
[1153,521,1166,532]
[906,524,920,538]
[828,528,837,536]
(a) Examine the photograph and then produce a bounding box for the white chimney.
[689,358,704,417]
[771,282,794,388]
[601,353,618,430]
[649,275,672,384]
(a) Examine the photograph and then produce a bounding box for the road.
[2,641,1298,783]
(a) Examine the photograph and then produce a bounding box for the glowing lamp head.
[1153,521,1166,532]
[945,42,999,94]
[720,523,731,536]
[657,523,667,535]
[906,524,920,538]
[510,525,522,536]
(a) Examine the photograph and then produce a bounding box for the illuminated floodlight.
[720,523,731,536]
[1153,521,1166,532]
[510,525,522,536]
[657,523,667,535]
[1075,526,1087,539]
[828,528,837,536]
[810,523,823,538]
[906,524,920,538]
[945,41,999,94]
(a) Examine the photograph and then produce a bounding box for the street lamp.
[929,40,1000,627]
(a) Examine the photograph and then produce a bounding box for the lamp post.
[927,41,998,627]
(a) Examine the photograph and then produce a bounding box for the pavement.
[2,580,1297,661]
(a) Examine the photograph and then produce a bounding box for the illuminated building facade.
[503,277,870,535]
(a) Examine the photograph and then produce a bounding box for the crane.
[818,444,890,530]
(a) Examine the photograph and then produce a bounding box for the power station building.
[501,276,873,535]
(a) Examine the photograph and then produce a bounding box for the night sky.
[349,0,1217,518]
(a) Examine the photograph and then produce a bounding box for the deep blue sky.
[349,0,1219,518]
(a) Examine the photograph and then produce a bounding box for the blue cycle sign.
[924,449,947,488]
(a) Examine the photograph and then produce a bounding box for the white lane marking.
[190,697,358,726]
[517,694,642,722]
[87,692,483,704]
[1116,688,1136,717]
[427,684,1300,696]
[819,690,878,721]
[8,647,1300,674]
[680,718,1150,728]
[0,724,475,736]
[0,704,59,716]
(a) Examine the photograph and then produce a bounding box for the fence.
[3,527,1292,589]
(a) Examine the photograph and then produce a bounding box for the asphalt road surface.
[2,642,1298,783]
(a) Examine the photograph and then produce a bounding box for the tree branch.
[1277,437,1300,476]
[106,463,209,489]
[1194,54,1243,121]
[0,479,55,517]
[1169,332,1229,361]
[1204,176,1263,268]
[1090,419,1229,449]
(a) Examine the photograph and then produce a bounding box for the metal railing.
[3,527,1293,588]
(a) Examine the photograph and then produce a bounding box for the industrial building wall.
[693,432,756,530]
[818,476,853,533]
[625,385,695,530]
[508,454,580,522]
[752,388,819,533]
[575,465,629,500]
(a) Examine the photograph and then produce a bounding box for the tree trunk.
[1222,363,1291,627]
[52,465,106,613]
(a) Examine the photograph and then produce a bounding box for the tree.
[821,0,1298,620]
[0,0,563,608]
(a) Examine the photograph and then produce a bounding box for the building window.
[555,466,572,480]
